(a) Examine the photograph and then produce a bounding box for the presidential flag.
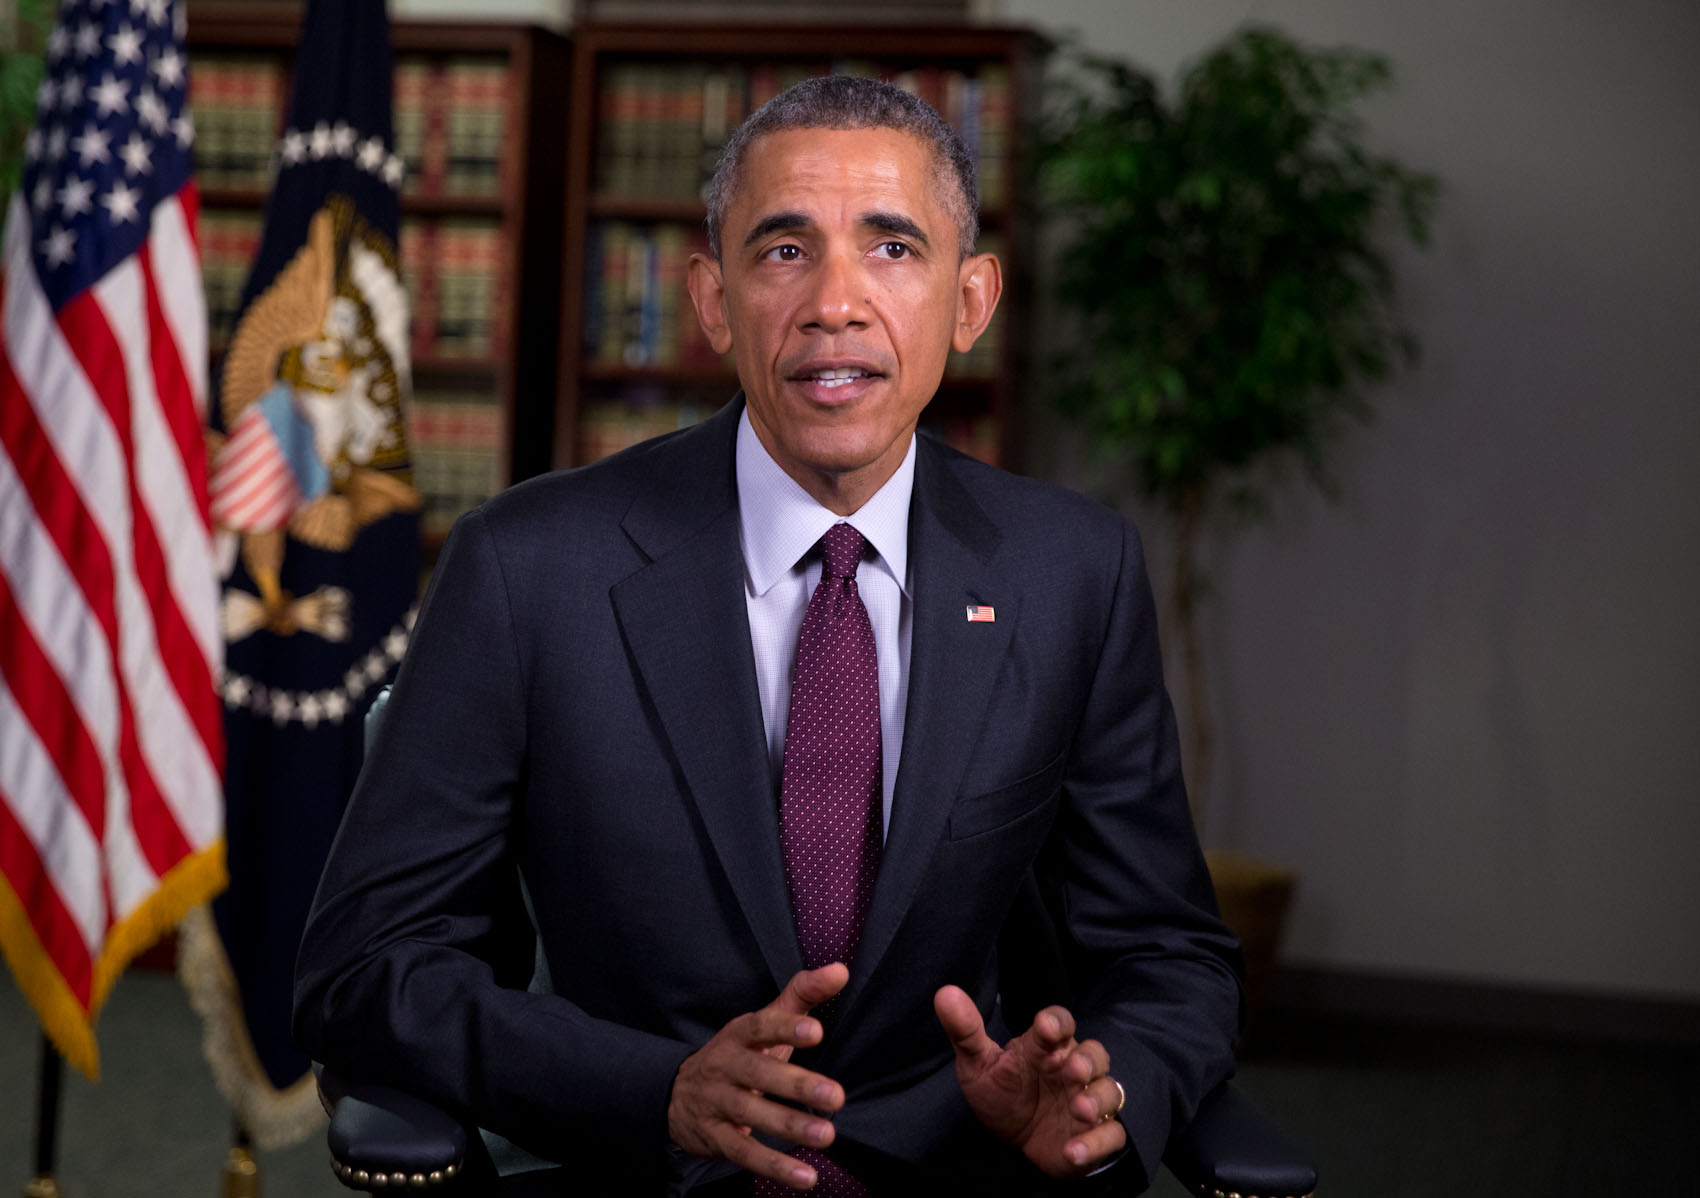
[175,0,419,1147]
[0,0,224,1079]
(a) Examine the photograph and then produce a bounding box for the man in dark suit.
[295,76,1240,1195]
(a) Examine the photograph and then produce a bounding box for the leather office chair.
[317,689,1317,1197]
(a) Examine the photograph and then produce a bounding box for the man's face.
[688,127,1000,513]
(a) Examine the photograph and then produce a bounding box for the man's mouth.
[788,363,886,395]
[803,367,875,388]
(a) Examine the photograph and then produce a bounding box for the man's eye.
[873,241,910,259]
[763,244,803,262]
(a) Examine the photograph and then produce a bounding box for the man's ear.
[687,252,735,355]
[952,252,1003,354]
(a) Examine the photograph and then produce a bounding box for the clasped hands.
[666,963,1127,1191]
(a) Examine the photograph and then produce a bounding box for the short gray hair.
[704,74,979,261]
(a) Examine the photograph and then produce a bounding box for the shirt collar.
[736,406,915,598]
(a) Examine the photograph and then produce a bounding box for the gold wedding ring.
[1104,1078,1126,1122]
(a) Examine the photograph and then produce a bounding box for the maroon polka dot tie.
[777,523,883,974]
[757,523,880,1198]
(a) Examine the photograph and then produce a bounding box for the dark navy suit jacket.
[294,397,1241,1193]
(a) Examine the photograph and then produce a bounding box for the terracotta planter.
[1205,850,1295,1039]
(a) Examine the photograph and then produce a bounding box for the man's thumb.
[776,962,851,1014]
[934,985,997,1064]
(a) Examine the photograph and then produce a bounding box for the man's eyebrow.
[861,210,930,249]
[742,211,813,248]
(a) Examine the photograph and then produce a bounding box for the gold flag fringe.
[178,904,326,1148]
[0,840,228,1080]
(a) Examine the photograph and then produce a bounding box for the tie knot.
[820,523,865,581]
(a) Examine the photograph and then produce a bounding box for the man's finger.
[1049,1036,1111,1088]
[933,985,999,1064]
[1070,1074,1125,1126]
[709,1122,818,1190]
[1031,1004,1077,1049]
[721,1047,845,1113]
[720,1085,837,1150]
[1075,1039,1111,1082]
[737,1005,828,1053]
[1064,1112,1128,1170]
[772,962,850,1015]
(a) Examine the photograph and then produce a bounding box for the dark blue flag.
[179,0,418,1146]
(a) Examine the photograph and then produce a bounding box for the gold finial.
[221,1143,261,1198]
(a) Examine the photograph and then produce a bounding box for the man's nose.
[800,249,872,333]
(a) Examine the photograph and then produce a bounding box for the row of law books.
[193,56,287,192]
[204,210,507,363]
[201,208,262,351]
[594,61,1013,207]
[575,393,716,465]
[190,53,508,197]
[409,390,503,537]
[582,221,727,372]
[400,218,508,361]
[395,55,509,199]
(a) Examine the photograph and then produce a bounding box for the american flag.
[966,604,996,623]
[0,0,224,1079]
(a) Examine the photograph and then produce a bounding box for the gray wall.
[997,0,1700,1000]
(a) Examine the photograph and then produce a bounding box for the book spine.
[653,224,685,368]
[598,222,629,366]
[977,65,1010,210]
[698,69,728,199]
[599,63,640,196]
[192,58,225,189]
[419,60,449,197]
[410,388,504,534]
[672,65,704,200]
[443,58,506,197]
[395,57,429,196]
[622,226,652,366]
[404,219,438,361]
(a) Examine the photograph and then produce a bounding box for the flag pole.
[23,1033,63,1198]
[221,1118,260,1198]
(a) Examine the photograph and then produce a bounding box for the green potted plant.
[1041,26,1437,1019]
[0,0,50,207]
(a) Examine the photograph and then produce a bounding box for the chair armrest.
[1163,1082,1317,1198]
[315,1063,470,1190]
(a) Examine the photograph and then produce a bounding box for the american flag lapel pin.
[965,604,996,623]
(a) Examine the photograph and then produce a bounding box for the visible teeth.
[810,367,867,383]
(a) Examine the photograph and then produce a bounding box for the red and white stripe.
[209,402,303,532]
[0,187,224,1076]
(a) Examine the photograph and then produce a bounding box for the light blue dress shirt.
[735,408,914,833]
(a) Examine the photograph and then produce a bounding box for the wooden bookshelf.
[185,6,569,550]
[555,21,1046,473]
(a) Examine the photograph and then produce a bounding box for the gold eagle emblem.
[213,195,420,641]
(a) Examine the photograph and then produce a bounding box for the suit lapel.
[609,401,804,991]
[610,415,1019,1007]
[839,442,1016,1017]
